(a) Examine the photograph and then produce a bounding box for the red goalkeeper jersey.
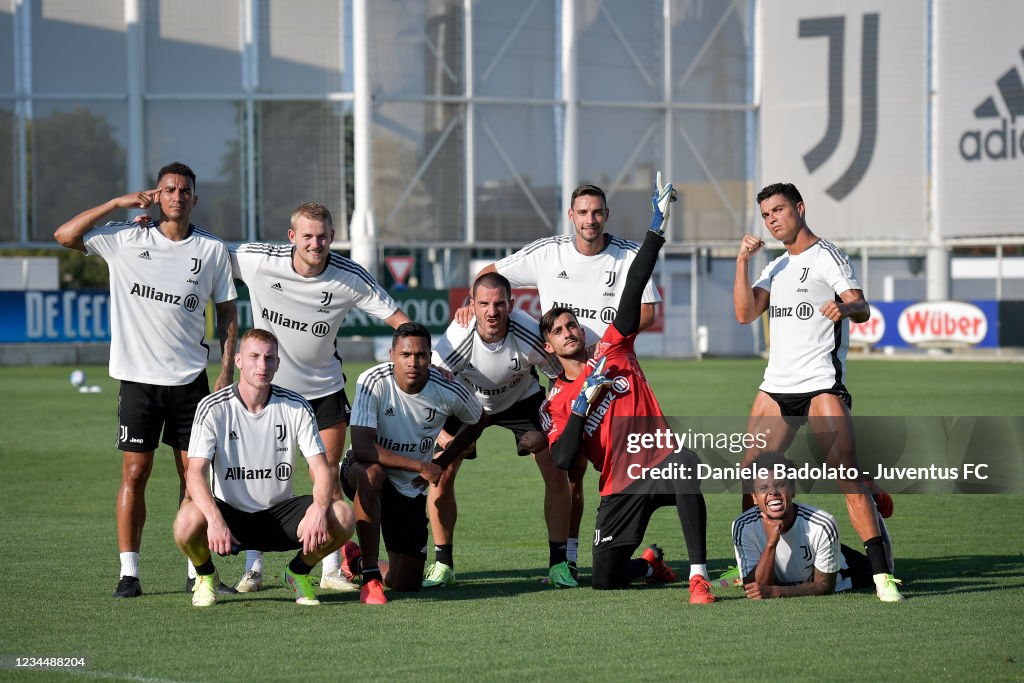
[541,323,672,496]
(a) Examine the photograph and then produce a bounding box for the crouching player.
[173,329,355,606]
[732,453,890,599]
[342,323,486,604]
[543,174,715,602]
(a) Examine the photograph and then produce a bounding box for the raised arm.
[734,234,771,324]
[54,189,160,251]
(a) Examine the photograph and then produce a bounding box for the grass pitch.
[0,359,1022,682]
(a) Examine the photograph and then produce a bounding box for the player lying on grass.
[424,272,576,589]
[732,452,892,599]
[733,181,902,602]
[542,174,714,602]
[173,328,355,607]
[340,323,486,604]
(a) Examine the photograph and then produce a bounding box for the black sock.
[627,558,651,582]
[362,566,382,582]
[195,559,216,576]
[864,536,888,574]
[674,493,708,565]
[289,554,313,576]
[434,544,454,568]
[549,541,567,567]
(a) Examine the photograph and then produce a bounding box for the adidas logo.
[138,251,151,260]
[271,282,283,291]
[384,407,395,416]
[556,270,569,279]
[960,46,1024,161]
[229,430,239,440]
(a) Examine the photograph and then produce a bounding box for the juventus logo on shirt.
[190,258,202,274]
[799,267,809,283]
[425,408,437,422]
[801,545,812,561]
[605,271,616,287]
[321,291,333,306]
[275,424,286,442]
[119,425,128,443]
[511,357,521,371]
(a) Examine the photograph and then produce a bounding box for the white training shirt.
[188,384,326,513]
[731,502,852,593]
[753,239,861,394]
[495,234,661,347]
[231,244,399,399]
[83,221,236,385]
[432,308,558,414]
[350,364,482,498]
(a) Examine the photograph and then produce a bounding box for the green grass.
[0,359,1022,682]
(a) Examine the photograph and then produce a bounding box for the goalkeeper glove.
[571,356,614,417]
[649,171,678,235]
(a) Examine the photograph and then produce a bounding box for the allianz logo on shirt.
[224,463,292,481]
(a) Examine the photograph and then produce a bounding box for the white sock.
[245,550,264,574]
[689,563,708,580]
[186,560,197,579]
[566,538,579,563]
[119,552,140,578]
[322,549,341,574]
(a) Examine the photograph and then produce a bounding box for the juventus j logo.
[320,291,333,306]
[190,258,202,274]
[801,545,813,562]
[604,271,616,288]
[799,13,879,201]
[511,357,521,371]
[275,424,286,442]
[119,425,128,443]
[799,267,809,283]
[425,408,437,423]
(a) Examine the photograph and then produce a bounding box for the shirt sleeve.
[211,242,238,304]
[187,402,220,460]
[228,245,242,280]
[432,321,473,373]
[753,259,776,292]
[641,278,662,304]
[812,513,842,574]
[82,221,129,261]
[449,384,483,425]
[346,261,400,320]
[541,383,569,445]
[349,370,383,429]
[733,517,763,579]
[292,399,327,458]
[821,246,861,295]
[494,240,546,287]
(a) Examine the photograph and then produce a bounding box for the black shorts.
[308,388,351,431]
[443,390,544,457]
[117,371,209,452]
[213,495,311,553]
[591,491,679,589]
[380,479,428,559]
[839,544,874,590]
[764,386,852,426]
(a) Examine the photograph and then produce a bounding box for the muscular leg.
[529,439,570,545]
[807,394,881,543]
[427,453,465,547]
[118,451,155,552]
[173,500,211,567]
[296,499,356,564]
[386,551,426,592]
[348,461,386,574]
[567,456,587,560]
[741,392,799,510]
[317,421,347,501]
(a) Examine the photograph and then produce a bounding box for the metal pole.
[125,0,145,196]
[560,0,577,233]
[662,0,673,241]
[926,0,949,303]
[349,0,377,273]
[242,0,257,241]
[464,0,475,245]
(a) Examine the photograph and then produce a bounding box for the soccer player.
[462,183,663,574]
[733,182,904,602]
[543,176,715,602]
[230,202,408,592]
[732,453,885,599]
[424,272,574,589]
[173,329,356,607]
[342,322,485,604]
[53,162,238,598]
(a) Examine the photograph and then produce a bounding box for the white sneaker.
[319,569,360,592]
[192,574,218,607]
[874,573,906,602]
[235,569,263,593]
